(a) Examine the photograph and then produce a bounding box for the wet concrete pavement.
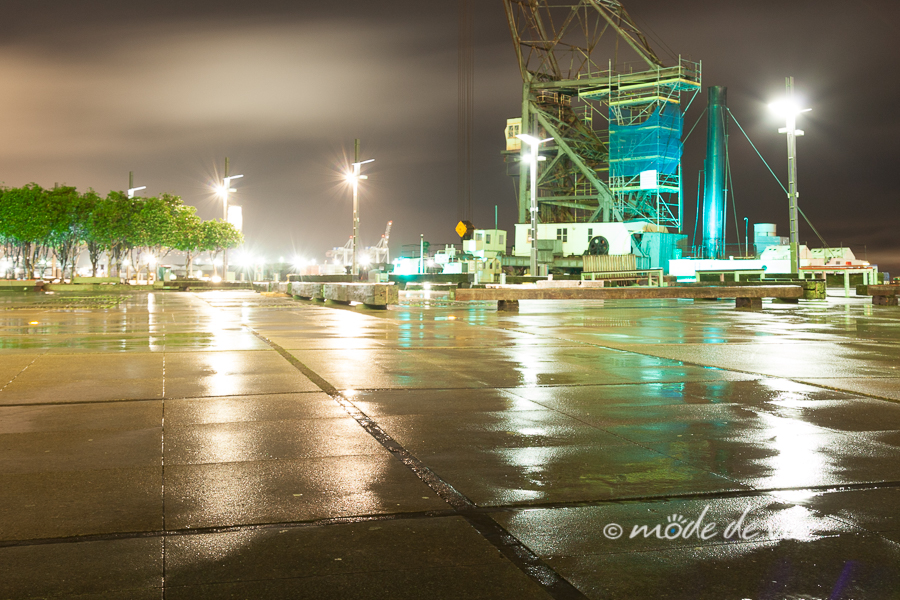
[1,290,899,598]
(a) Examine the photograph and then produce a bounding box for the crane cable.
[726,108,830,250]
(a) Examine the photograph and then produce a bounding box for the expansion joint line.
[247,328,589,600]
[0,354,42,393]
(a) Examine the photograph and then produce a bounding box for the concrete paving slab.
[606,342,900,380]
[164,516,536,589]
[785,487,900,535]
[0,466,162,540]
[376,409,640,454]
[0,353,165,404]
[422,445,746,506]
[351,388,547,416]
[0,400,162,434]
[0,427,161,473]
[164,455,447,530]
[494,496,855,556]
[545,534,900,600]
[0,537,162,599]
[165,418,385,465]
[797,377,900,402]
[166,563,553,600]
[494,498,900,599]
[164,351,320,397]
[285,348,490,390]
[164,393,344,425]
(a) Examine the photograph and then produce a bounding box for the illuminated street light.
[127,171,146,199]
[769,77,810,274]
[516,133,552,276]
[348,139,374,278]
[218,157,244,279]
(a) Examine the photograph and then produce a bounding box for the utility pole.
[349,140,374,279]
[773,77,808,274]
[127,171,146,199]
[517,134,551,276]
[223,157,230,278]
[219,158,243,280]
[353,141,360,277]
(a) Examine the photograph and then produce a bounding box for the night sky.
[3,1,898,274]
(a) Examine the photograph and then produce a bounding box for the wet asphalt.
[0,290,899,599]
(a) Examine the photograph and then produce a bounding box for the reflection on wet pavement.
[1,289,899,598]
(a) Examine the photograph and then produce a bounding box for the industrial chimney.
[702,86,727,259]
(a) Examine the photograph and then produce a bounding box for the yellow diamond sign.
[455,221,468,238]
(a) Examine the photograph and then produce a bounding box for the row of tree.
[0,183,243,279]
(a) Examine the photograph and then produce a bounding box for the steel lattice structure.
[503,0,701,232]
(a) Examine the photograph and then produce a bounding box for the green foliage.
[0,184,244,279]
[201,219,244,254]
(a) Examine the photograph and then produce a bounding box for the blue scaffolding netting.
[609,104,683,178]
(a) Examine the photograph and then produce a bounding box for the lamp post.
[770,77,810,274]
[516,134,552,276]
[218,157,243,279]
[348,139,374,278]
[127,171,146,199]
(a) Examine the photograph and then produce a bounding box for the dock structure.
[455,284,805,311]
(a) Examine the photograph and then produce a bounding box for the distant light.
[29,321,39,325]
[146,255,157,267]
[768,100,811,117]
[211,275,222,283]
[516,134,554,146]
[169,273,177,281]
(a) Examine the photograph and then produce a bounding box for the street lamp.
[347,139,374,278]
[127,171,146,199]
[769,77,810,274]
[217,157,244,279]
[516,133,552,277]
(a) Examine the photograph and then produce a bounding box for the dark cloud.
[1,1,897,273]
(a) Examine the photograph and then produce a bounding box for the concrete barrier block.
[323,283,352,304]
[292,283,324,300]
[735,297,763,310]
[323,283,398,307]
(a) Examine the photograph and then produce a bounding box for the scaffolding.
[502,0,701,232]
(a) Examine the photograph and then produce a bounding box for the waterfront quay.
[1,290,899,599]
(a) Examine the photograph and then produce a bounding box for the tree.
[85,191,138,277]
[201,219,244,276]
[129,193,183,280]
[0,184,56,277]
[170,206,204,278]
[47,186,94,279]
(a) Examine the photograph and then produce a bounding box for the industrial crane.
[502,0,701,233]
[371,221,392,264]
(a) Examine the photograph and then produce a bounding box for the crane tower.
[502,0,701,232]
